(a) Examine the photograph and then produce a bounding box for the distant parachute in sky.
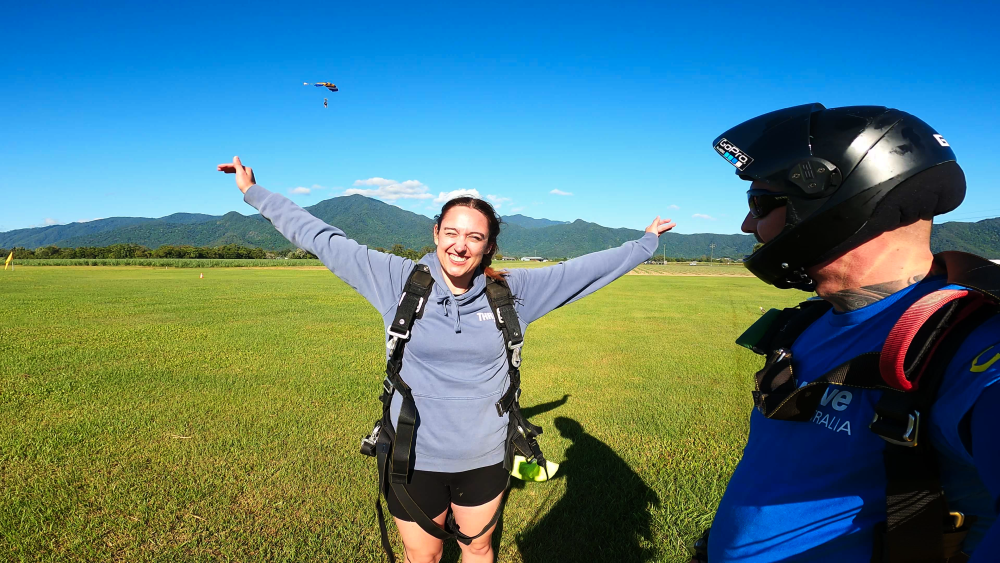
[304,82,339,108]
[305,82,339,92]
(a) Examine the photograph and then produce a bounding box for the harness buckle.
[949,511,966,531]
[386,321,412,356]
[508,341,523,368]
[869,409,920,447]
[360,422,381,457]
[382,376,394,396]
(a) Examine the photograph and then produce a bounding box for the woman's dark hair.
[434,197,506,280]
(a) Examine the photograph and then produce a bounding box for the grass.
[0,266,803,562]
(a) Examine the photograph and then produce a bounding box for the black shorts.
[385,462,509,522]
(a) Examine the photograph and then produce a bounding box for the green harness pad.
[736,308,783,353]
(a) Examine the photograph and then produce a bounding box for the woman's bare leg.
[451,491,505,563]
[394,510,448,563]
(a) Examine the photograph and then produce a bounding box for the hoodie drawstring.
[437,295,462,333]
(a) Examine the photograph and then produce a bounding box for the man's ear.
[432,225,439,246]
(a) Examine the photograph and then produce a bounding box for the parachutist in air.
[305,82,338,107]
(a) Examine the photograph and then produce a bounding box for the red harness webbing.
[880,289,969,391]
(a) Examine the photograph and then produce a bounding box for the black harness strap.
[486,278,524,415]
[750,300,836,420]
[484,277,549,475]
[938,251,1000,301]
[385,265,433,486]
[757,353,888,420]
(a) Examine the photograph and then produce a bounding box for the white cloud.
[44,218,58,225]
[486,194,512,209]
[433,189,481,204]
[511,206,526,213]
[692,213,717,220]
[311,184,328,190]
[353,177,396,187]
[668,204,680,210]
[550,189,573,196]
[289,187,312,195]
[346,178,434,201]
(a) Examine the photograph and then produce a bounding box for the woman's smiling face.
[434,206,492,292]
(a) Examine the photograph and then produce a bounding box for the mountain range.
[3,194,999,259]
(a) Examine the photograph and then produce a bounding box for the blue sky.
[2,0,997,235]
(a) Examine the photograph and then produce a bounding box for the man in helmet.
[699,105,1000,562]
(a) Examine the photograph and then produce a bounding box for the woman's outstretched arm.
[506,216,675,324]
[218,157,412,315]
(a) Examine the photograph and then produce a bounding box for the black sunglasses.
[747,189,789,219]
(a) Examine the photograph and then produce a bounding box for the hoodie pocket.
[408,394,509,461]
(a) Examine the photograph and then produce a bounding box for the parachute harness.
[360,264,547,562]
[735,251,1000,563]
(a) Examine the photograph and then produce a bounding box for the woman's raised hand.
[216,156,257,194]
[645,216,677,236]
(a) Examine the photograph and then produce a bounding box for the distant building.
[521,256,545,262]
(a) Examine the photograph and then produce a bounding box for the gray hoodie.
[244,185,658,472]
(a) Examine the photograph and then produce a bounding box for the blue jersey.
[710,278,1000,562]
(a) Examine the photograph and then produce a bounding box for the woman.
[218,156,675,563]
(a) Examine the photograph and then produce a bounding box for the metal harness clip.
[870,409,920,447]
[774,348,792,362]
[386,321,412,356]
[508,342,523,368]
[360,422,381,457]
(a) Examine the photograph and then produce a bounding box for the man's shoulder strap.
[737,299,832,355]
[937,251,1000,301]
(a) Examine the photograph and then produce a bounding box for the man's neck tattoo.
[825,274,926,312]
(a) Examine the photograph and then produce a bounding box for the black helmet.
[713,103,965,291]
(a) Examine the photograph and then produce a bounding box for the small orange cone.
[199,272,204,279]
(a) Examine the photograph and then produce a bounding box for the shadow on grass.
[440,395,571,563]
[426,397,661,563]
[514,416,661,563]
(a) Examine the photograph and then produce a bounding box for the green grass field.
[0,266,802,562]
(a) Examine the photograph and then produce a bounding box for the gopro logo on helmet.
[715,138,755,170]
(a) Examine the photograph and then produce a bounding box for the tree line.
[3,243,437,261]
[3,244,288,260]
